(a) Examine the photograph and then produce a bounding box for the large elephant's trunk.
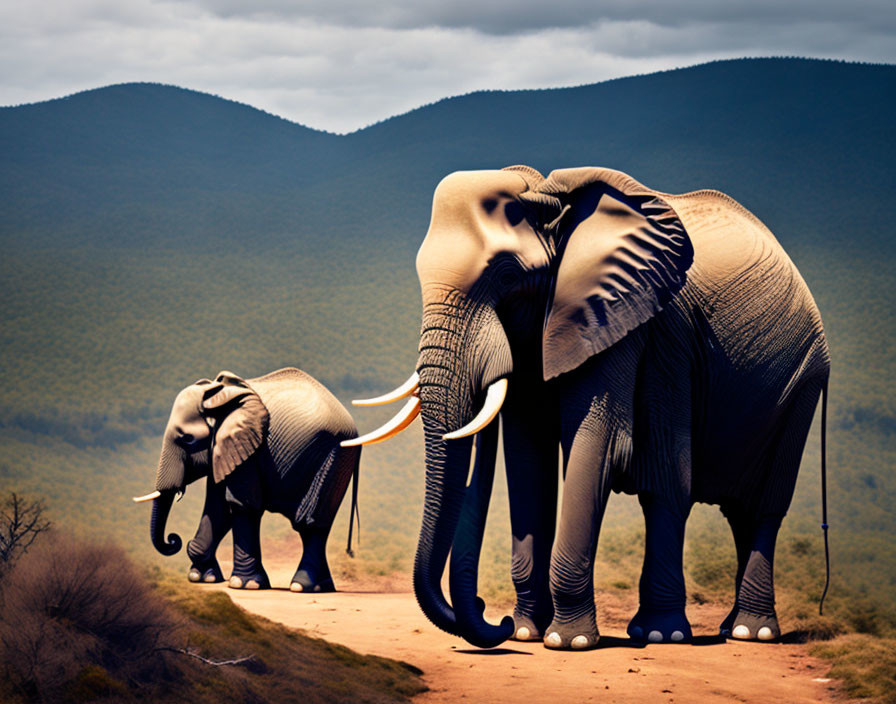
[448,418,514,647]
[412,296,513,646]
[412,412,470,633]
[150,490,182,556]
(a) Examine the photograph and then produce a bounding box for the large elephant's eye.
[504,200,526,226]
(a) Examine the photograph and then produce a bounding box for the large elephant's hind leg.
[291,444,358,593]
[724,514,782,641]
[724,379,824,641]
[718,503,754,635]
[186,476,231,583]
[627,494,692,643]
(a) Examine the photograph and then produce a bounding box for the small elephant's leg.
[290,445,358,593]
[186,476,231,583]
[502,389,559,641]
[290,526,335,593]
[228,507,270,589]
[627,494,692,643]
[543,424,612,651]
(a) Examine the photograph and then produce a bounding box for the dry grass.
[0,533,426,703]
[811,634,896,703]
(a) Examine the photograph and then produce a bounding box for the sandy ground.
[213,562,841,704]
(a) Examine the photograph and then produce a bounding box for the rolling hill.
[0,57,893,625]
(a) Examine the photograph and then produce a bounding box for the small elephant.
[352,166,829,649]
[134,368,360,592]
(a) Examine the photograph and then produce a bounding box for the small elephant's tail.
[819,377,830,615]
[346,450,360,557]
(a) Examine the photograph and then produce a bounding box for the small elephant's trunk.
[150,490,182,556]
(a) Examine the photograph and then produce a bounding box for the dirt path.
[215,564,839,704]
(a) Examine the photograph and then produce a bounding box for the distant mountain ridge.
[2,58,894,254]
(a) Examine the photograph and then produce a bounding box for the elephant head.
[352,166,693,646]
[133,371,269,556]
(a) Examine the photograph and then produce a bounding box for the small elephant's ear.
[202,372,269,483]
[540,167,694,379]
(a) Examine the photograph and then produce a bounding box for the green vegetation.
[0,532,425,703]
[0,57,894,698]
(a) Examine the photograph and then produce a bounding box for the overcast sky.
[2,1,893,133]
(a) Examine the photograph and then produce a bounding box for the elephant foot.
[290,568,335,593]
[722,609,779,641]
[188,562,224,584]
[627,608,691,643]
[228,569,270,590]
[543,614,599,651]
[510,613,546,642]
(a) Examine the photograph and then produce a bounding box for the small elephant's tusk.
[132,490,162,503]
[352,372,419,407]
[341,396,421,446]
[443,379,508,441]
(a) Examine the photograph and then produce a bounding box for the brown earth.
[214,562,841,704]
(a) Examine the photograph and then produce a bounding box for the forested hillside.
[1,58,893,624]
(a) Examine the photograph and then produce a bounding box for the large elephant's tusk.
[132,490,162,503]
[341,396,421,447]
[443,379,508,441]
[352,372,419,407]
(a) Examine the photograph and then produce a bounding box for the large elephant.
[134,368,360,592]
[351,166,829,650]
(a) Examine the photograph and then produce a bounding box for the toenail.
[732,625,751,639]
[229,576,242,588]
[516,627,530,640]
[630,626,643,639]
[571,635,590,650]
[545,632,562,648]
[290,582,303,592]
[648,630,663,642]
[757,626,774,641]
[671,630,684,642]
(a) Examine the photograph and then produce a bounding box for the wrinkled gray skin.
[406,166,829,649]
[149,368,359,592]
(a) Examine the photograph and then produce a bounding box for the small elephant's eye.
[180,433,194,444]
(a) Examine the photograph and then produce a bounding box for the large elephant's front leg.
[502,387,559,642]
[544,414,615,650]
[186,475,231,583]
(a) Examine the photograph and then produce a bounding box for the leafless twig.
[158,647,257,667]
[0,492,51,572]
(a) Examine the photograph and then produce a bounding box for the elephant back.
[248,368,358,466]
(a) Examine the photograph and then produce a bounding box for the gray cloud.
[1,0,893,133]
[190,0,896,35]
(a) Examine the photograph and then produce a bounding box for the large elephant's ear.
[202,372,269,483]
[539,168,694,379]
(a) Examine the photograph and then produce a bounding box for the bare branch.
[0,492,52,571]
[157,647,258,668]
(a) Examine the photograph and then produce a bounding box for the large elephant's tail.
[819,377,830,615]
